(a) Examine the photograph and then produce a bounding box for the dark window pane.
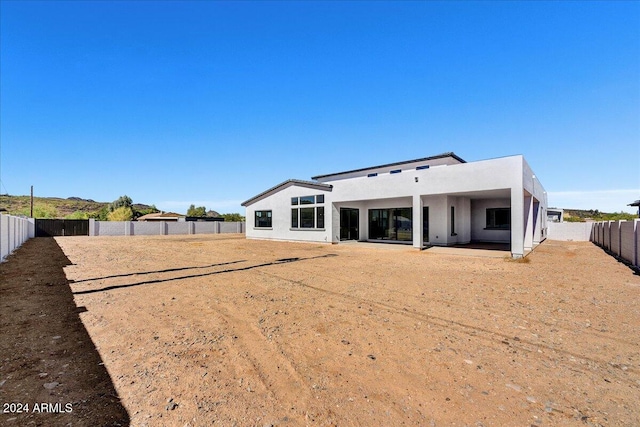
[395,208,412,241]
[486,208,510,229]
[255,210,272,228]
[416,165,430,170]
[451,206,455,235]
[317,207,324,228]
[316,194,324,204]
[369,208,412,241]
[390,169,401,174]
[291,209,298,228]
[367,173,377,177]
[300,196,314,205]
[291,197,298,205]
[300,207,315,228]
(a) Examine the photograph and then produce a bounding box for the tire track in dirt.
[211,301,316,422]
[276,260,638,348]
[258,269,639,388]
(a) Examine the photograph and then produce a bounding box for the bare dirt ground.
[2,235,639,426]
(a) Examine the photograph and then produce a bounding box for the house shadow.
[0,237,130,426]
[73,253,338,296]
[69,259,248,284]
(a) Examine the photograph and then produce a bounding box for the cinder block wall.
[547,222,594,241]
[91,221,245,237]
[591,219,639,270]
[620,221,636,264]
[0,214,35,262]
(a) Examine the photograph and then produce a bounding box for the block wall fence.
[590,220,640,269]
[549,220,640,269]
[89,219,245,236]
[0,214,36,262]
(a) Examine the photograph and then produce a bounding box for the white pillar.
[533,201,541,246]
[331,203,340,243]
[510,188,524,258]
[412,195,423,249]
[524,194,533,252]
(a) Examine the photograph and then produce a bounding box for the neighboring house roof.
[241,179,333,207]
[137,212,185,221]
[311,152,466,181]
[628,200,640,207]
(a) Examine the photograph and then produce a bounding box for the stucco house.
[242,152,547,258]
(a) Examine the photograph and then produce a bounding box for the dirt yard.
[1,235,639,426]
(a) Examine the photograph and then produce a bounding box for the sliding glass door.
[368,208,412,241]
[340,208,359,240]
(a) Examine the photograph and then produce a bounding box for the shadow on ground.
[73,253,337,296]
[0,237,130,426]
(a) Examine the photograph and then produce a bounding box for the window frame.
[485,207,511,230]
[254,210,272,228]
[299,207,315,228]
[299,196,315,205]
[290,194,326,230]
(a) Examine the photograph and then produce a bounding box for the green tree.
[110,195,133,212]
[89,206,110,221]
[221,213,245,222]
[65,211,89,219]
[187,204,207,217]
[108,206,133,221]
[17,204,58,218]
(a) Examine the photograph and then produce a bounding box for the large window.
[255,210,272,228]
[300,207,315,228]
[299,196,315,205]
[486,208,510,230]
[369,208,412,241]
[291,195,325,229]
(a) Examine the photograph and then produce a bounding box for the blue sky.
[1,1,638,214]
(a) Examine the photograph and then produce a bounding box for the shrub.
[108,206,134,221]
[89,206,110,221]
[66,211,89,219]
[110,195,133,212]
[17,204,58,218]
[187,205,207,217]
[221,213,245,222]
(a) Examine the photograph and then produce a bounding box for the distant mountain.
[558,208,636,222]
[0,195,156,218]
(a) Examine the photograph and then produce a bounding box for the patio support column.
[510,188,525,258]
[412,194,423,249]
[524,194,533,252]
[533,199,541,246]
[331,203,340,243]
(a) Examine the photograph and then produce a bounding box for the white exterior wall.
[471,198,511,243]
[244,155,547,257]
[245,184,332,243]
